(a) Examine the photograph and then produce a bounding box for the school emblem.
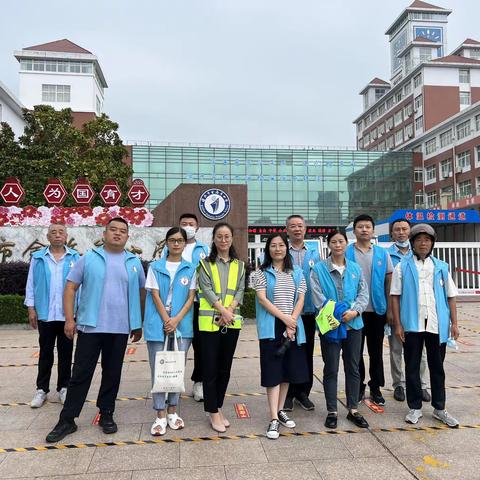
[132,266,137,273]
[309,259,315,268]
[180,276,189,286]
[200,252,206,259]
[199,188,231,220]
[377,260,382,267]
[439,278,444,287]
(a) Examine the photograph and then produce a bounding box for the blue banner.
[389,209,480,223]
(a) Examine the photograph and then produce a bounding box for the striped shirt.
[253,268,307,315]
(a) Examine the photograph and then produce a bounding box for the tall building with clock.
[354,0,480,225]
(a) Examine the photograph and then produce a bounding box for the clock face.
[414,26,442,42]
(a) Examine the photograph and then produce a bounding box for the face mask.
[183,226,196,240]
[395,240,410,248]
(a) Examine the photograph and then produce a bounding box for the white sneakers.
[58,388,68,405]
[30,389,47,408]
[266,419,280,439]
[192,382,204,402]
[405,409,423,424]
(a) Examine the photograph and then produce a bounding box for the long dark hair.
[207,222,239,262]
[260,233,293,272]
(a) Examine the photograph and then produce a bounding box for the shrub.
[0,262,29,295]
[240,288,256,319]
[0,295,28,324]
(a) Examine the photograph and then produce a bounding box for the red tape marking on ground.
[92,412,100,425]
[234,403,250,419]
[364,399,384,414]
[126,347,137,355]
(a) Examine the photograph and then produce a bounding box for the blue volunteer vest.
[255,265,306,345]
[143,257,196,341]
[346,243,388,315]
[312,260,364,330]
[76,247,143,331]
[399,255,451,344]
[32,246,79,320]
[387,244,413,268]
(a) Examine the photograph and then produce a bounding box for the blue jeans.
[147,336,192,411]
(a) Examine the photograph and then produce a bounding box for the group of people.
[23,212,460,444]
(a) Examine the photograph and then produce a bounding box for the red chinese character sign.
[127,179,150,207]
[100,180,122,206]
[72,178,95,205]
[43,178,68,205]
[0,177,25,206]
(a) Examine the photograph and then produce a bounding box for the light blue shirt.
[67,251,146,334]
[25,248,69,322]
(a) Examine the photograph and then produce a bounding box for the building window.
[425,165,436,184]
[460,92,471,106]
[456,151,471,172]
[405,123,414,139]
[378,141,386,151]
[476,114,480,131]
[395,129,404,146]
[415,116,423,131]
[69,62,81,73]
[394,110,403,127]
[425,138,437,155]
[414,168,423,182]
[415,191,424,207]
[96,96,101,114]
[404,103,413,118]
[439,129,452,148]
[414,94,423,111]
[440,186,453,204]
[386,135,394,149]
[413,73,422,88]
[456,120,471,140]
[386,97,394,110]
[426,190,437,208]
[363,94,369,110]
[477,177,480,195]
[42,84,71,102]
[404,82,412,96]
[379,103,385,115]
[371,127,378,140]
[20,59,33,70]
[419,47,432,63]
[33,60,45,71]
[375,88,386,101]
[476,145,480,167]
[459,69,470,83]
[364,133,370,146]
[386,117,394,130]
[458,179,472,199]
[440,158,452,179]
[378,123,385,136]
[395,92,403,103]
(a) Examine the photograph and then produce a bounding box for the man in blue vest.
[178,213,209,402]
[386,219,430,403]
[24,222,79,408]
[391,223,459,427]
[283,214,321,411]
[46,217,146,442]
[346,214,393,406]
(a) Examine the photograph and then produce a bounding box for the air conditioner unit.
[448,172,453,177]
[408,133,414,138]
[456,166,463,173]
[408,111,413,117]
[414,107,418,113]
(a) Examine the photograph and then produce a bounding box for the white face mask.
[395,240,410,248]
[183,226,196,240]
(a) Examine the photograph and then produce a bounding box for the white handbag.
[151,334,185,394]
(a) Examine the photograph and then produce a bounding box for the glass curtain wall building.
[131,144,413,226]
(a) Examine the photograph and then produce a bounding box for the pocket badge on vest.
[180,276,189,286]
[200,252,206,259]
[309,259,315,268]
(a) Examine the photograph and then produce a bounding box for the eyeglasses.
[167,238,185,245]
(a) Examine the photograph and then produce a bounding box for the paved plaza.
[0,301,479,479]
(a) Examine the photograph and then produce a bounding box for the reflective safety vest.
[198,259,245,332]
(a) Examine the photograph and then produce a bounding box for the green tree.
[0,106,133,206]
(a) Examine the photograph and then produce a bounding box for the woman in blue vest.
[253,232,309,440]
[144,227,197,436]
[311,230,370,429]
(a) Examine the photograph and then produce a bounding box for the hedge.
[0,262,29,295]
[0,289,257,325]
[0,295,28,324]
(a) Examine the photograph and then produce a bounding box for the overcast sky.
[1,0,478,147]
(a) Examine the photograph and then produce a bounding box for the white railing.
[248,241,480,296]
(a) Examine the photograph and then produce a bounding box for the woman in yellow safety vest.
[197,222,245,433]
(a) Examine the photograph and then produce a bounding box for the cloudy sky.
[1,0,478,146]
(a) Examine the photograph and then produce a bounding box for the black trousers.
[190,302,202,383]
[287,313,316,400]
[404,331,446,410]
[359,312,386,393]
[199,329,239,413]
[60,332,128,421]
[37,320,73,393]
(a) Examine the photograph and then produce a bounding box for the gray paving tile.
[88,444,179,472]
[35,473,133,480]
[179,438,267,467]
[132,466,226,480]
[0,448,94,478]
[225,461,321,480]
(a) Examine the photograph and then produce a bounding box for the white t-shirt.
[390,256,457,334]
[145,262,197,307]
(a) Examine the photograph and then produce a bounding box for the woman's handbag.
[151,333,185,394]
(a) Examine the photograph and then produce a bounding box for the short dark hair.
[353,214,375,229]
[261,233,293,272]
[106,217,129,229]
[179,213,198,224]
[208,222,239,262]
[165,227,187,242]
[389,218,411,235]
[286,214,304,225]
